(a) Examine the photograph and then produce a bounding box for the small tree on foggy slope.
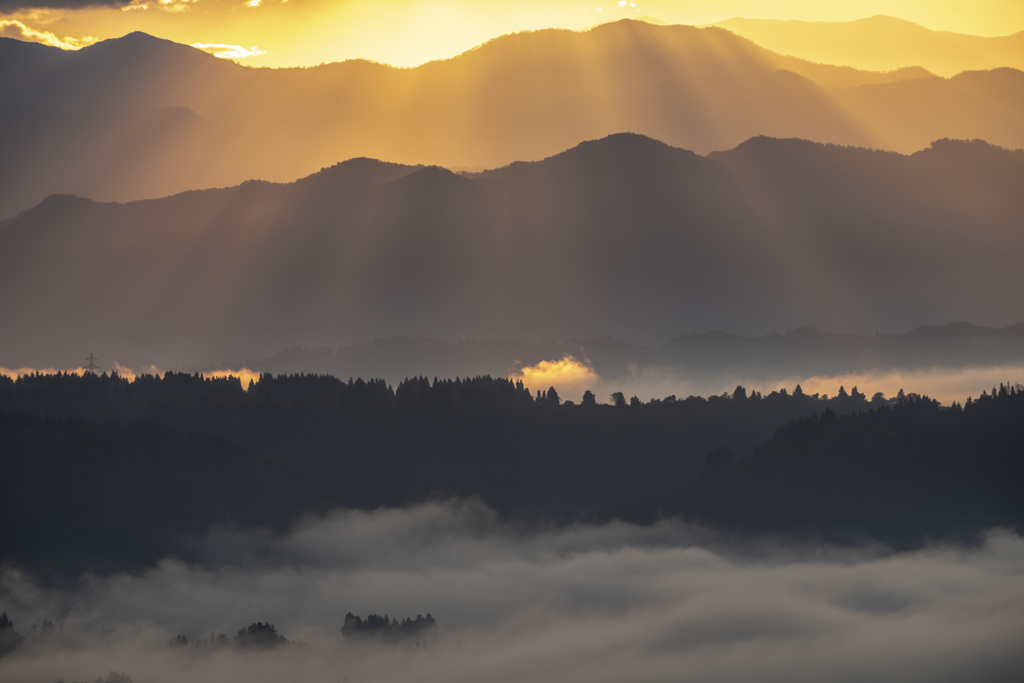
[0,611,24,657]
[234,622,287,649]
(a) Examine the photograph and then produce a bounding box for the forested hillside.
[2,371,1020,577]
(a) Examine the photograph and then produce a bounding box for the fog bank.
[2,501,1023,682]
[582,363,1024,406]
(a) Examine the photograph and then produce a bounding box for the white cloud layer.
[1,500,1023,682]
[0,18,93,48]
[190,41,266,59]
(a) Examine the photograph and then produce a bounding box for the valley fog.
[2,501,1023,683]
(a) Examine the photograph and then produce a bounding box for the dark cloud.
[1,501,1023,682]
[0,0,131,11]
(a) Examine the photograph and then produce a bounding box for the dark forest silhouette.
[342,612,437,643]
[0,607,438,664]
[0,612,23,657]
[55,674,133,683]
[170,622,288,652]
[1,370,1021,577]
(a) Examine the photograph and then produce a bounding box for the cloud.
[779,365,1024,404]
[0,18,94,48]
[0,365,90,379]
[201,367,261,386]
[509,355,599,400]
[0,0,126,9]
[0,0,200,9]
[1,501,1022,683]
[120,0,199,12]
[588,363,1024,406]
[190,41,266,60]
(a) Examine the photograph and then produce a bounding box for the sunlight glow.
[203,367,262,387]
[0,366,89,380]
[0,19,95,49]
[510,355,600,399]
[191,41,267,59]
[2,0,1021,69]
[771,366,1024,406]
[0,365,262,390]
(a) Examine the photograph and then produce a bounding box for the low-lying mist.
[596,363,1024,406]
[507,356,1024,405]
[2,500,1022,683]
[5,360,1022,407]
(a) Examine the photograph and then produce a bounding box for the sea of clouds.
[2,499,1023,683]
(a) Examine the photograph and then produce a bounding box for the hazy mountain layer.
[2,20,1021,218]
[716,15,1024,77]
[245,323,1024,388]
[1,134,1022,368]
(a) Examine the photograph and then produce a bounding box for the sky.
[2,0,1023,68]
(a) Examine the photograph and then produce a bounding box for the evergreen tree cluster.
[171,622,288,651]
[54,673,133,683]
[341,612,437,642]
[0,612,23,657]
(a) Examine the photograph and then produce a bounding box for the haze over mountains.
[715,15,1024,77]
[3,10,1024,682]
[2,18,1023,219]
[245,323,1024,394]
[2,133,1021,368]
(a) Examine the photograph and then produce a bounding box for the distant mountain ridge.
[1,133,1021,367]
[242,322,1024,387]
[715,15,1024,77]
[1,19,1021,219]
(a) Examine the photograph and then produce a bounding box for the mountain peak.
[857,15,924,27]
[120,30,160,41]
[713,136,904,162]
[555,132,704,168]
[912,138,1024,168]
[85,31,170,50]
[388,165,472,191]
[294,157,418,192]
[79,30,218,64]
[572,132,673,153]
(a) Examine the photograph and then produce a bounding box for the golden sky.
[2,0,1023,68]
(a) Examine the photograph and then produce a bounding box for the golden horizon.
[2,1,1023,70]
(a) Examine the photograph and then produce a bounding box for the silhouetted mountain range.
[2,19,1021,218]
[1,134,1021,368]
[715,15,1024,77]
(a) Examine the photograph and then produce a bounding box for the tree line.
[0,609,438,663]
[1,371,1021,577]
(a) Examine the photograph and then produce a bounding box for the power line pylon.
[85,353,101,373]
